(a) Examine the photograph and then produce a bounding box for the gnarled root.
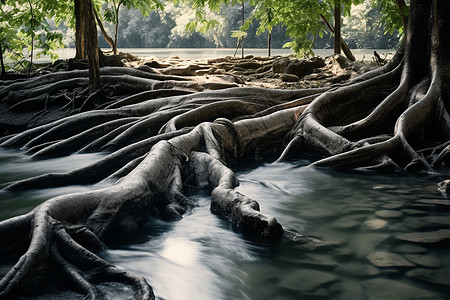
[0,107,302,298]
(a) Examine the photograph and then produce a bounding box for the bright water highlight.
[0,151,449,299]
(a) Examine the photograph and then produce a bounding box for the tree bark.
[241,1,245,59]
[93,5,116,53]
[0,43,6,79]
[74,0,87,59]
[81,0,101,92]
[334,0,341,55]
[114,3,121,55]
[396,0,408,30]
[320,14,355,61]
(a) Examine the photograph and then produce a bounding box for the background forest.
[55,1,400,50]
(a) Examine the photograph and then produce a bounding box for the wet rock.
[350,233,390,258]
[382,203,403,209]
[396,229,450,244]
[362,278,444,300]
[401,209,427,216]
[289,253,338,269]
[332,214,367,229]
[279,269,338,293]
[402,216,450,230]
[335,262,380,277]
[394,244,428,254]
[406,267,450,287]
[332,280,365,300]
[363,218,388,230]
[334,247,354,260]
[404,254,442,268]
[367,251,415,268]
[375,210,403,218]
[417,199,450,206]
[281,73,299,82]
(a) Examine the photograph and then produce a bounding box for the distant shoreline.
[34,48,396,63]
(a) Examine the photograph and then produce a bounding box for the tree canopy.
[186,0,404,57]
[1,0,404,73]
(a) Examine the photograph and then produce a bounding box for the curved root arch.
[1,2,450,297]
[279,1,450,174]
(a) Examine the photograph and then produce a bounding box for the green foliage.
[102,0,163,24]
[0,0,64,71]
[342,1,401,49]
[186,0,406,57]
[230,30,247,38]
[374,0,408,35]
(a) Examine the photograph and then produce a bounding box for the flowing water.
[0,150,449,300]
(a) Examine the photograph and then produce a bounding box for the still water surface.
[45,48,394,62]
[0,150,449,299]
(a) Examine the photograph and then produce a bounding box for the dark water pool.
[0,150,449,299]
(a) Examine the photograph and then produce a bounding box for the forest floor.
[0,52,383,137]
[122,51,381,89]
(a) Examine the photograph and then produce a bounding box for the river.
[0,149,449,299]
[39,48,394,62]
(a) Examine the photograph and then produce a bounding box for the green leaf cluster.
[185,0,406,57]
[1,0,65,71]
[1,0,165,68]
[374,0,409,35]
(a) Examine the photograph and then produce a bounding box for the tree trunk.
[74,0,87,59]
[334,0,341,55]
[93,5,116,53]
[241,1,245,59]
[79,0,101,92]
[396,0,408,30]
[114,4,121,55]
[27,0,35,77]
[0,0,449,299]
[0,43,6,79]
[320,14,355,61]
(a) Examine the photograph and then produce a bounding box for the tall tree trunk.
[334,0,341,55]
[320,14,355,61]
[74,0,86,59]
[0,43,6,79]
[113,4,121,55]
[267,6,272,57]
[396,0,408,30]
[93,6,116,53]
[241,1,244,59]
[77,0,101,92]
[27,0,34,77]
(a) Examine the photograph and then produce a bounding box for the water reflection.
[0,150,449,299]
[105,196,263,300]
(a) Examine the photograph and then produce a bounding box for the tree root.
[1,11,450,296]
[0,102,303,298]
